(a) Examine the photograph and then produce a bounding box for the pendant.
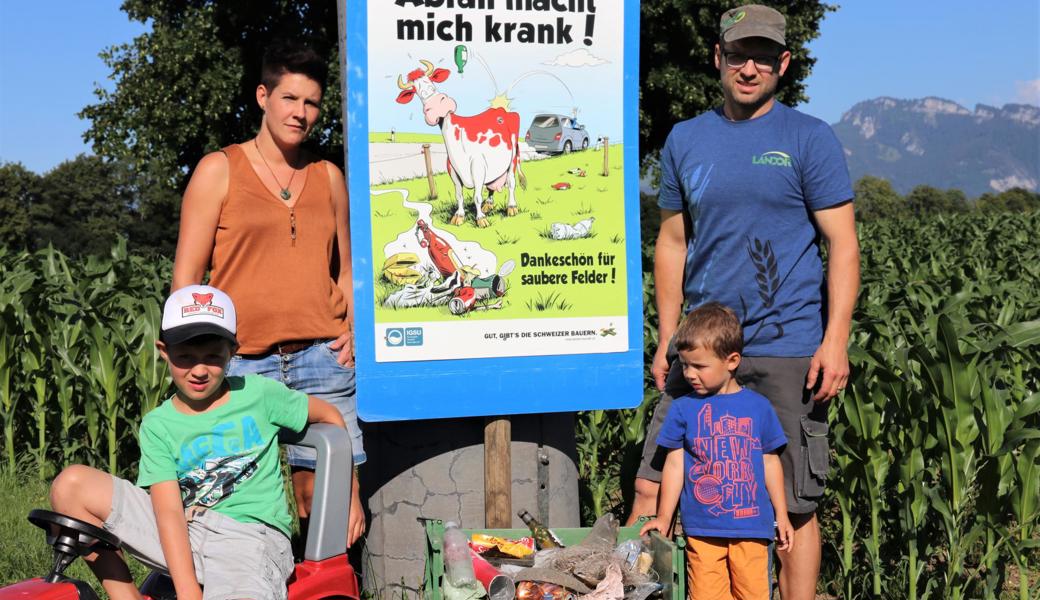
[280,189,292,201]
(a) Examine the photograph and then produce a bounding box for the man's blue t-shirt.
[658,388,787,540]
[658,102,853,356]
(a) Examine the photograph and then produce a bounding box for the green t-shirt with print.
[137,374,308,536]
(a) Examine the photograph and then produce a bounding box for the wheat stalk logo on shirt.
[752,151,793,168]
[182,292,225,318]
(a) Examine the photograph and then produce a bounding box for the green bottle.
[517,509,565,549]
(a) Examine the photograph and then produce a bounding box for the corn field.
[0,211,1037,598]
[576,210,1040,599]
[0,240,170,478]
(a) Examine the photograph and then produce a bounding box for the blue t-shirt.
[658,102,853,356]
[657,388,787,540]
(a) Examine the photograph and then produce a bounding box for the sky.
[1,0,1038,174]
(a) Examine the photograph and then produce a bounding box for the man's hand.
[806,336,849,402]
[810,202,858,403]
[329,326,355,368]
[651,344,671,392]
[775,514,795,552]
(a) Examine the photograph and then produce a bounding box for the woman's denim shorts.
[229,340,366,468]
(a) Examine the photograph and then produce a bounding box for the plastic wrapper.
[470,533,536,558]
[516,581,577,600]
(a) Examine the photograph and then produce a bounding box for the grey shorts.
[103,476,295,599]
[636,345,829,514]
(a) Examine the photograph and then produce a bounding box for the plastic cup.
[470,548,515,600]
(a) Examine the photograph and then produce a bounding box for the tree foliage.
[905,184,970,217]
[0,156,164,256]
[0,163,40,249]
[976,187,1040,212]
[80,0,344,255]
[853,175,905,221]
[849,178,1040,222]
[34,156,139,256]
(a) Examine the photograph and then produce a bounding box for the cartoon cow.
[396,60,526,228]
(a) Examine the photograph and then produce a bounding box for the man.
[626,5,860,599]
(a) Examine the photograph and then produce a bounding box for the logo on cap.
[721,10,747,29]
[183,293,225,319]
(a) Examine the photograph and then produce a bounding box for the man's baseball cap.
[160,285,237,346]
[720,5,786,47]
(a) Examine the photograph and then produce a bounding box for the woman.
[171,40,364,546]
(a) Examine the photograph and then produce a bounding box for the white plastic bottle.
[442,521,476,587]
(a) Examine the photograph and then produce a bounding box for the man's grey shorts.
[636,346,830,514]
[103,476,295,599]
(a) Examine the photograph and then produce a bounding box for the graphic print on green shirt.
[136,374,308,536]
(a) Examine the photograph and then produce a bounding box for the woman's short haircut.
[673,301,743,358]
[261,40,328,93]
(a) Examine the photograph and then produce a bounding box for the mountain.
[831,97,1039,197]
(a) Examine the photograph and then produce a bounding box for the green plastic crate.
[423,518,685,600]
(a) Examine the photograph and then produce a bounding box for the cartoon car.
[525,113,589,154]
[180,454,258,507]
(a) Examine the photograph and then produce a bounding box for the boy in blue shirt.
[641,302,793,598]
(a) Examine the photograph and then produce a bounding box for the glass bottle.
[517,509,565,549]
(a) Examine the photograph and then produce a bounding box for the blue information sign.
[346,0,642,421]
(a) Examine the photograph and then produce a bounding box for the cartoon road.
[369,141,547,185]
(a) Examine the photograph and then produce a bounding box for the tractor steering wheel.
[28,509,121,582]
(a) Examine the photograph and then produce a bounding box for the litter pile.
[440,510,664,600]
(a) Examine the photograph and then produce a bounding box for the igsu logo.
[752,151,793,168]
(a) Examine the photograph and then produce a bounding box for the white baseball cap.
[160,285,237,346]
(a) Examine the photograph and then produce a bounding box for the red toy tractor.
[0,424,359,600]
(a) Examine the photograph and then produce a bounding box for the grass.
[496,231,519,245]
[0,471,150,593]
[369,131,443,144]
[369,144,627,323]
[1,454,301,595]
[525,291,573,312]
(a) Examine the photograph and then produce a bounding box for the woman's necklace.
[254,138,298,201]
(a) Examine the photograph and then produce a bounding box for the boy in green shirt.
[49,285,348,600]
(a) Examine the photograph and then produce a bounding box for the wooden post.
[601,136,609,176]
[422,143,438,200]
[484,416,512,528]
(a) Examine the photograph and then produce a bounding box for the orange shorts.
[685,536,772,600]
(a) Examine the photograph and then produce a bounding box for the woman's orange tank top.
[208,144,349,354]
